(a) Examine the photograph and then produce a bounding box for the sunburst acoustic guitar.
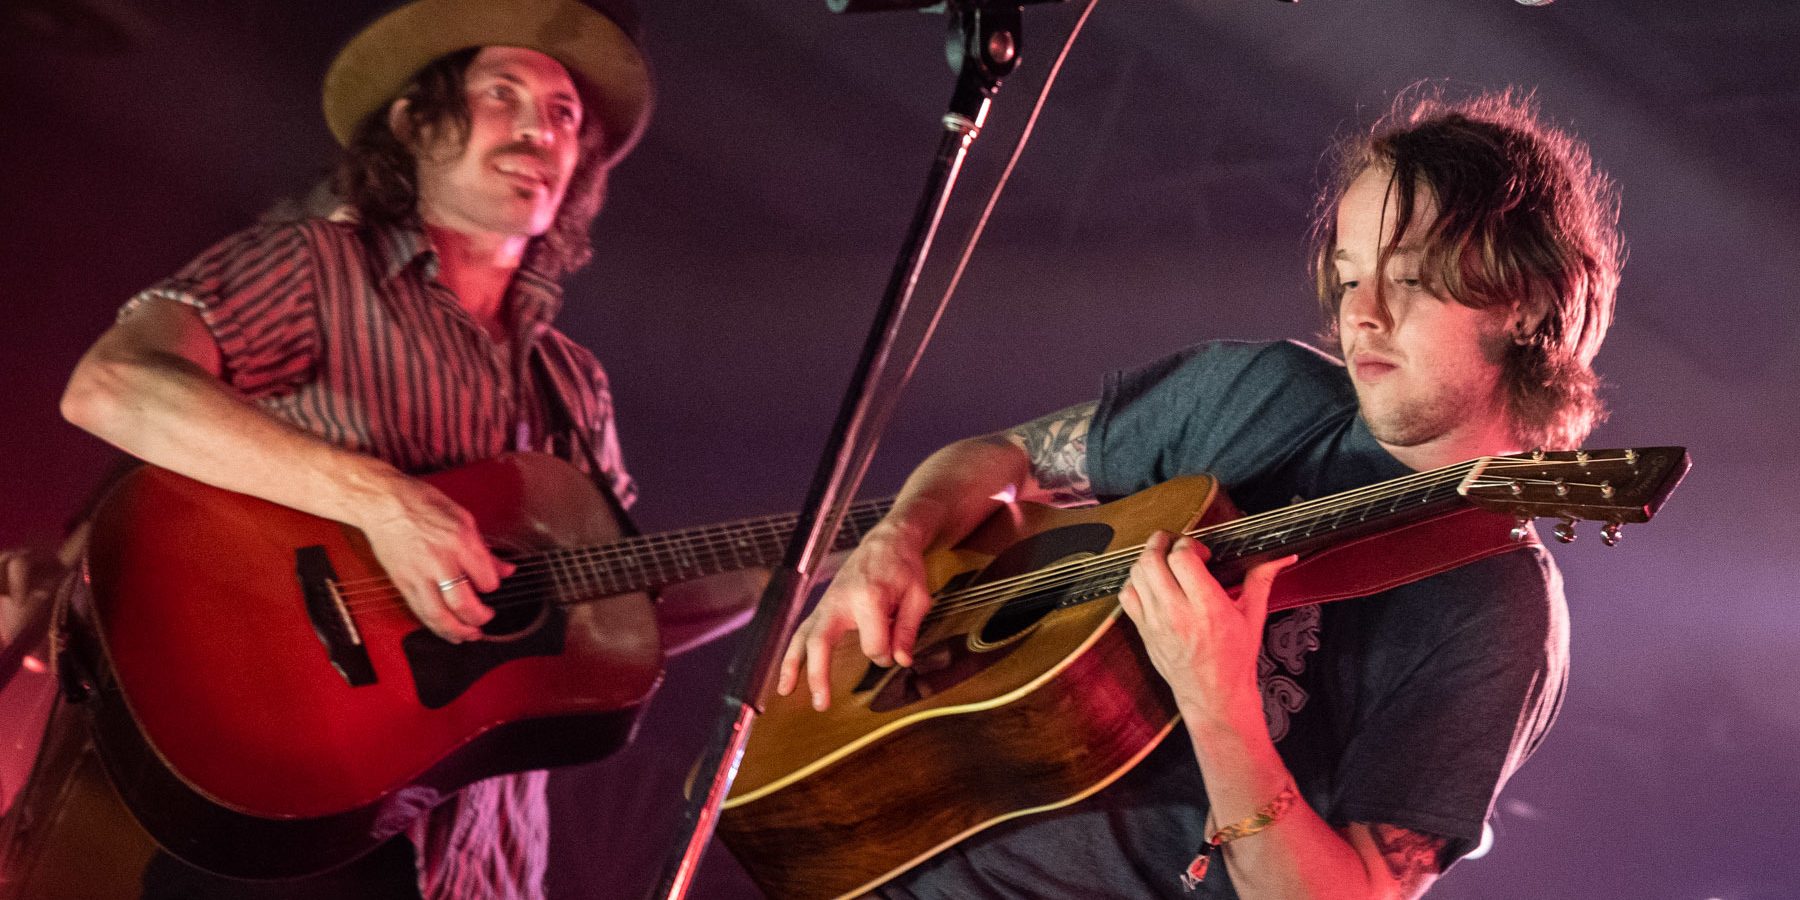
[717,447,1689,900]
[62,452,890,880]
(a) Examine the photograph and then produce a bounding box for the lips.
[1351,351,1399,380]
[493,158,551,190]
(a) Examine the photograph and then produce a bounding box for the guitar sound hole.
[978,587,1068,645]
[478,562,554,640]
[968,522,1114,647]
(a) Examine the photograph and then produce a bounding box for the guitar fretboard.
[928,460,1489,621]
[1203,461,1477,565]
[540,499,894,600]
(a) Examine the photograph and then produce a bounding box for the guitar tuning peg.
[1553,517,1578,544]
[1510,517,1531,542]
[1601,522,1624,547]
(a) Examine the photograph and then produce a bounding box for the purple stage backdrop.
[2,1,1796,898]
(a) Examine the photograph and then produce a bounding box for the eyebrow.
[1333,244,1426,261]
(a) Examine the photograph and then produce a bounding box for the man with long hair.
[780,88,1621,899]
[56,1,736,897]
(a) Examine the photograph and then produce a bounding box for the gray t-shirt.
[884,340,1568,899]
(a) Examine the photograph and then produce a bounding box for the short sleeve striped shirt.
[123,217,635,899]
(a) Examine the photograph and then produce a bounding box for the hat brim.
[322,0,651,165]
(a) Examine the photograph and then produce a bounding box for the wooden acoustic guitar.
[63,452,889,880]
[717,447,1690,900]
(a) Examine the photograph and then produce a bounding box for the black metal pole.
[645,7,1023,899]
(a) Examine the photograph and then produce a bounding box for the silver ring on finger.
[436,575,471,593]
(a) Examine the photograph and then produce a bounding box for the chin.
[480,211,552,239]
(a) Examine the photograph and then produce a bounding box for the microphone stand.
[646,5,1024,898]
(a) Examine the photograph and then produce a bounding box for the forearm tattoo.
[1005,401,1097,506]
[1368,823,1448,894]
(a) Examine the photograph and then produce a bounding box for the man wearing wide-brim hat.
[60,1,733,897]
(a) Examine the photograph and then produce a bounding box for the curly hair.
[330,47,610,279]
[1309,87,1624,450]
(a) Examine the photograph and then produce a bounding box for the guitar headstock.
[1458,447,1690,544]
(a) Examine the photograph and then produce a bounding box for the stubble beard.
[1358,380,1465,449]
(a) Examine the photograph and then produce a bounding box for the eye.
[550,105,579,128]
[486,83,516,102]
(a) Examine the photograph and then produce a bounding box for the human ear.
[1510,295,1551,344]
[386,97,414,147]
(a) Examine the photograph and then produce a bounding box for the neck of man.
[1377,411,1522,473]
[422,221,531,343]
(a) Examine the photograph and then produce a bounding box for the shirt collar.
[509,262,565,333]
[372,220,435,283]
[371,220,566,329]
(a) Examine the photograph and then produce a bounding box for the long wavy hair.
[331,47,610,279]
[1309,87,1624,450]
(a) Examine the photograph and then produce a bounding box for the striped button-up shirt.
[125,216,635,900]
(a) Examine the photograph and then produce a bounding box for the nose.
[512,102,554,146]
[1339,282,1391,333]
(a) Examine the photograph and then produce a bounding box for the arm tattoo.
[1004,401,1097,506]
[1368,823,1448,895]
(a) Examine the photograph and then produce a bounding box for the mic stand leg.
[644,6,1023,900]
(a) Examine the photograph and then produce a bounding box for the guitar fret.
[573,547,600,598]
[689,531,712,575]
[721,523,749,571]
[557,548,579,597]
[543,499,891,600]
[591,546,614,595]
[837,510,866,551]
[650,531,676,585]
[552,547,575,598]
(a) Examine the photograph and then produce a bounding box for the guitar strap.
[1261,505,1543,614]
[527,346,641,540]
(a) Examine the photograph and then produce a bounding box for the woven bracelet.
[1179,783,1299,891]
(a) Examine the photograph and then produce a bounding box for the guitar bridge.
[296,545,377,687]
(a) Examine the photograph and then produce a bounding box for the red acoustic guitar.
[717,447,1689,900]
[65,452,889,880]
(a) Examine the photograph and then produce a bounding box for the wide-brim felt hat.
[322,0,652,166]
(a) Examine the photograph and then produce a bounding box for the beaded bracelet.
[1179,783,1299,891]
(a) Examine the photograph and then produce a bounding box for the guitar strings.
[330,462,1468,612]
[326,502,887,592]
[914,458,1595,622]
[916,467,1470,622]
[331,459,1586,617]
[327,501,892,598]
[329,456,1603,621]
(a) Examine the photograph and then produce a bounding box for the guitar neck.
[544,499,895,598]
[1016,447,1686,615]
[1200,459,1481,571]
[1036,462,1487,612]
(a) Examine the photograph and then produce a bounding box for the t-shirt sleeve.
[1326,546,1570,865]
[1089,340,1358,498]
[119,223,320,399]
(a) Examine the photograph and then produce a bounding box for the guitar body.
[720,476,1232,900]
[72,452,663,879]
